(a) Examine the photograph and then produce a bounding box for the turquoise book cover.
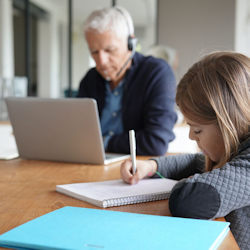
[0,206,230,250]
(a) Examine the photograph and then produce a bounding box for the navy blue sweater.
[77,52,177,155]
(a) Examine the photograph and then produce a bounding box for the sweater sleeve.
[152,153,205,180]
[169,154,250,219]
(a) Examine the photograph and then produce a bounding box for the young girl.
[120,51,250,249]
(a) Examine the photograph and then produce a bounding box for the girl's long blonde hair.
[176,51,250,171]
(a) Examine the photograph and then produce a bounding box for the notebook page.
[57,178,178,201]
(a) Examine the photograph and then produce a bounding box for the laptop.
[5,97,129,165]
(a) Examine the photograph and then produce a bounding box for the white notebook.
[0,124,19,160]
[56,178,178,208]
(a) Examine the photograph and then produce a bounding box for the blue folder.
[0,206,230,250]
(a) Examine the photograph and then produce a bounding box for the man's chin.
[98,70,118,83]
[103,74,116,82]
[100,74,111,81]
[99,71,112,81]
[104,76,111,81]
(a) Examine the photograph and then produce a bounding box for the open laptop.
[5,97,129,165]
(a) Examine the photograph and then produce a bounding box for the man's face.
[86,30,130,83]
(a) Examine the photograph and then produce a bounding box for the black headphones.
[114,7,137,52]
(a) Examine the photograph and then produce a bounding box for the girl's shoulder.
[231,136,250,164]
[186,143,250,186]
[238,136,250,154]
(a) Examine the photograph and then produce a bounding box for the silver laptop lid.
[5,97,108,164]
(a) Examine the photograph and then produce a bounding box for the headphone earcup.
[128,36,137,51]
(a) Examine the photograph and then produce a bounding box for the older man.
[77,6,177,156]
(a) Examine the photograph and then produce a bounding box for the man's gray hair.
[84,6,134,42]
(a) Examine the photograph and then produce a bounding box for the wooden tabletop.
[0,158,239,249]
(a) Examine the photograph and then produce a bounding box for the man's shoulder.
[135,52,168,65]
[134,52,171,72]
[80,68,103,85]
[84,67,99,78]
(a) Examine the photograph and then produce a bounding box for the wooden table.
[0,158,239,249]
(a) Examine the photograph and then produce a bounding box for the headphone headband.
[114,7,137,52]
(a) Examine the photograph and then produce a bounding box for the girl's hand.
[120,159,157,184]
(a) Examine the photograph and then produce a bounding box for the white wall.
[72,24,91,91]
[0,0,14,79]
[235,0,250,56]
[0,0,14,120]
[118,0,157,52]
[32,0,67,97]
[37,14,60,98]
[158,0,235,81]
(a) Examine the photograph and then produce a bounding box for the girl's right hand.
[120,159,157,185]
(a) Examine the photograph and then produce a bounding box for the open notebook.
[56,178,178,208]
[5,97,129,164]
[0,124,18,160]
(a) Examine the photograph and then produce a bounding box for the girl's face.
[185,117,225,163]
